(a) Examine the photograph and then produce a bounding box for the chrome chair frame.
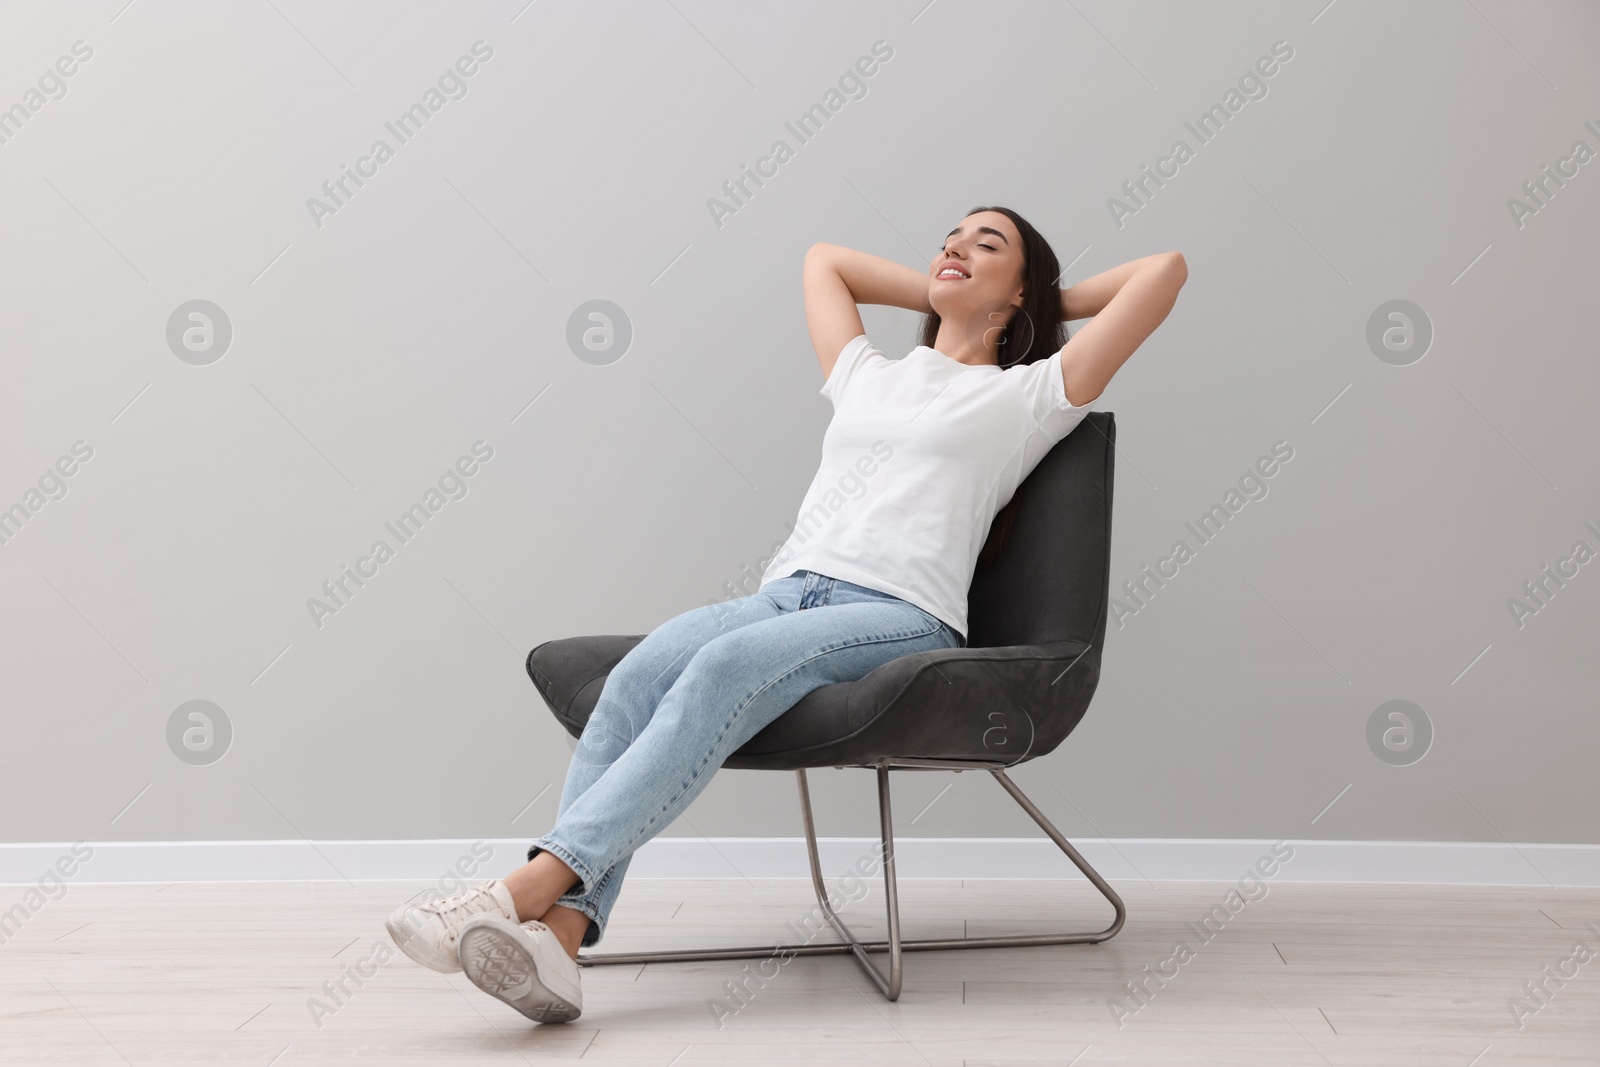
[569,757,1126,1001]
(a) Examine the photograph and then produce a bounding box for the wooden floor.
[3,877,1598,1065]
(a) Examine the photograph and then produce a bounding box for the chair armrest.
[525,635,644,719]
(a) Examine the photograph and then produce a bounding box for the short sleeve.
[1017,347,1096,443]
[819,334,883,408]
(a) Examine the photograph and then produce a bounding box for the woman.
[386,206,1186,1022]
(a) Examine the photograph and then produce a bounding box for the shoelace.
[418,881,503,929]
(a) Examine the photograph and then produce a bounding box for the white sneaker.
[458,915,583,1023]
[385,880,519,973]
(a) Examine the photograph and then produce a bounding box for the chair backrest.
[965,411,1116,652]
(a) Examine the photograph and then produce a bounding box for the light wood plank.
[2,878,1598,1065]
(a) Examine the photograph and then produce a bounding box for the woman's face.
[928,210,1026,343]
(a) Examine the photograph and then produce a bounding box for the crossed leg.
[507,577,956,958]
[507,590,790,956]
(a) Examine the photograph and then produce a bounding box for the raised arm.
[803,242,929,379]
[1060,256,1175,321]
[1056,252,1186,407]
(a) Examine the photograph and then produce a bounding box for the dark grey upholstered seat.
[523,411,1123,1000]
[527,410,1115,772]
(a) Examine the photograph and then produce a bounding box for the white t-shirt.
[757,334,1096,642]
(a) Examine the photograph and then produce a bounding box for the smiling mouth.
[936,267,969,280]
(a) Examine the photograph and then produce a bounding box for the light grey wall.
[2,1,1596,851]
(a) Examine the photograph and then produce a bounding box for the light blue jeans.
[526,568,963,947]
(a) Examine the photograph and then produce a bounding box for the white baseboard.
[3,837,1599,886]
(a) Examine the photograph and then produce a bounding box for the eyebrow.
[946,224,1010,245]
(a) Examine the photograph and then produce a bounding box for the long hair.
[916,205,1069,570]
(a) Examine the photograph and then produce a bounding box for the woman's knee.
[605,631,698,700]
[588,622,718,750]
[678,631,742,680]
[669,631,776,709]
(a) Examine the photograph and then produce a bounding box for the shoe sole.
[459,923,582,1023]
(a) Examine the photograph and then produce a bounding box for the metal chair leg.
[797,762,904,998]
[571,763,1126,1003]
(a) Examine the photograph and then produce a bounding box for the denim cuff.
[524,836,601,901]
[558,893,606,947]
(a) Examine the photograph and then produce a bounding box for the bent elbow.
[805,241,836,264]
[1165,251,1188,285]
